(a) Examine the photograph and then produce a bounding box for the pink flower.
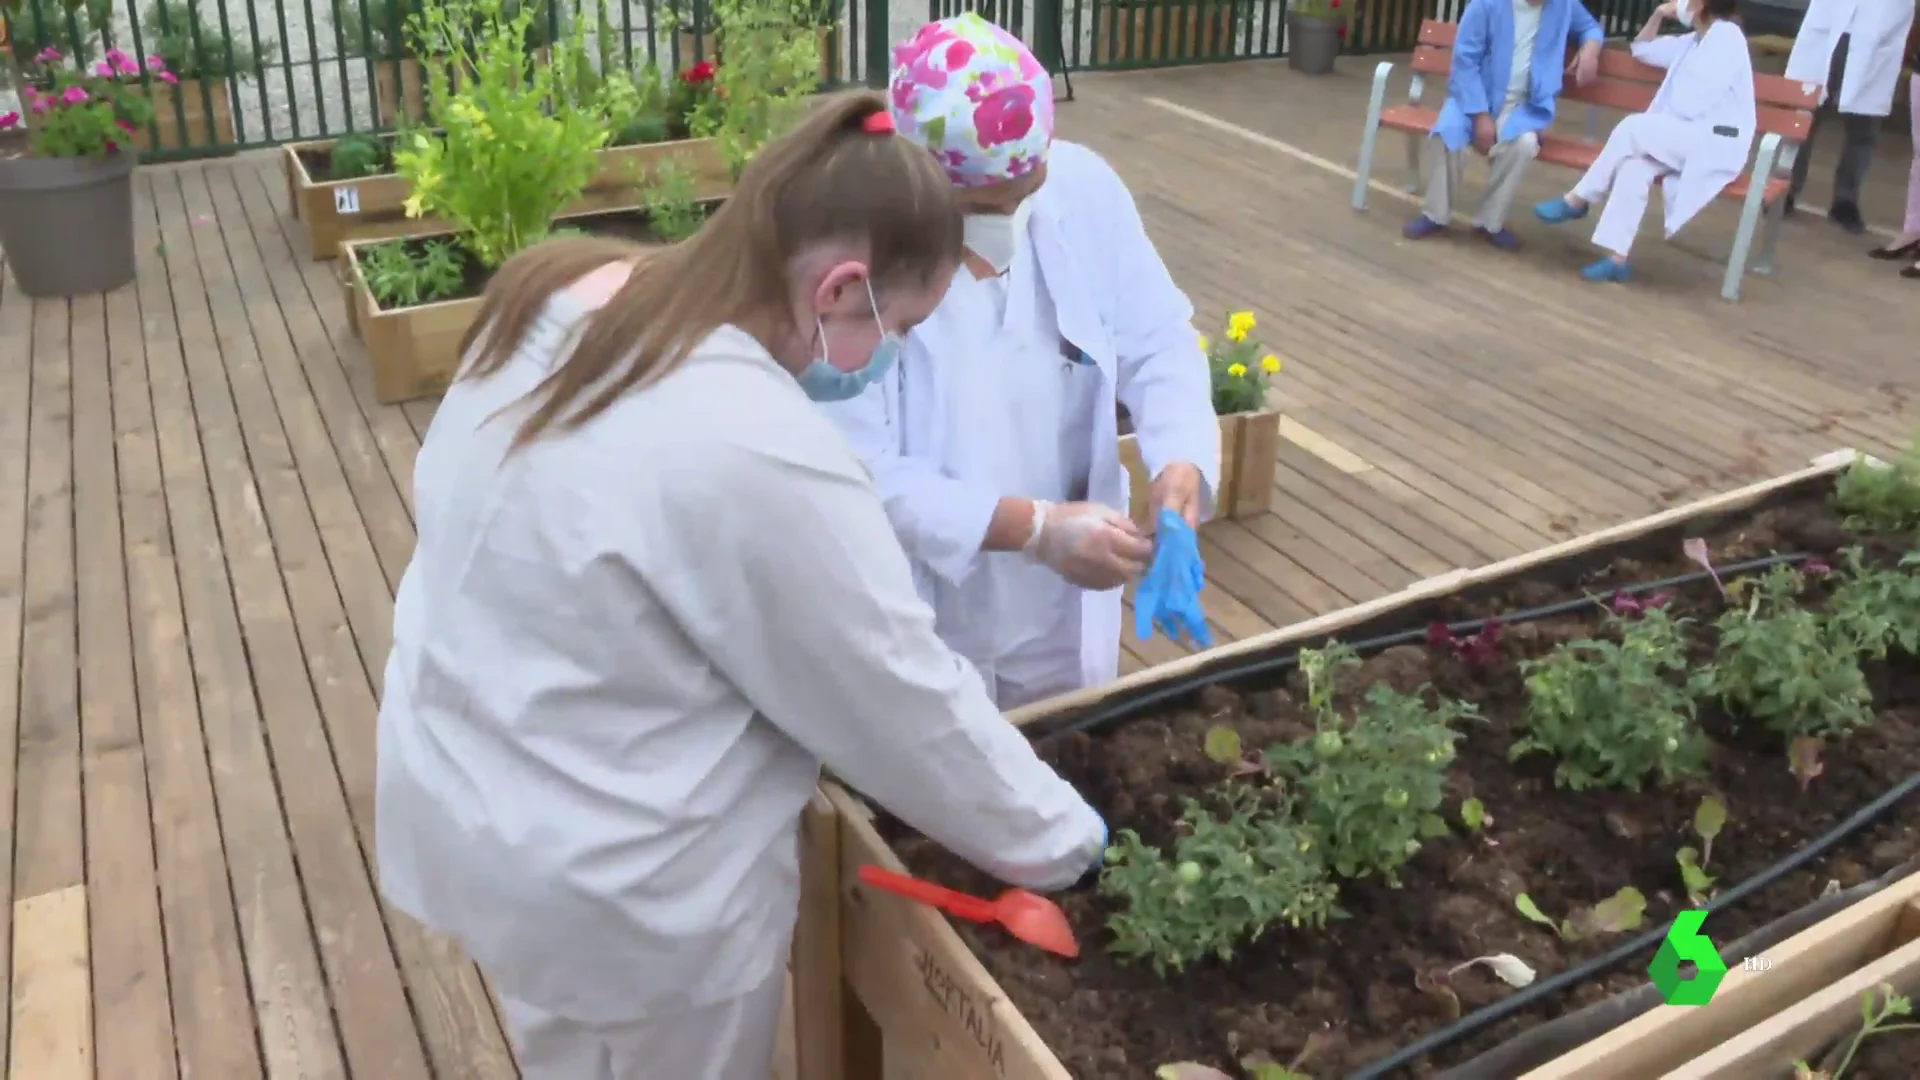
[26,89,50,115]
[970,83,1036,148]
[36,46,63,63]
[158,70,179,85]
[96,62,117,78]
[105,48,139,76]
[62,85,90,105]
[0,112,18,130]
[116,119,138,133]
[147,55,167,72]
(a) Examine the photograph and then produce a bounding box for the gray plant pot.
[0,149,139,298]
[1287,12,1342,75]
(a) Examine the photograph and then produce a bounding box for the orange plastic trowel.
[857,865,1081,958]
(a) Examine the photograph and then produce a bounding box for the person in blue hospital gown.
[374,92,1106,1080]
[818,14,1223,711]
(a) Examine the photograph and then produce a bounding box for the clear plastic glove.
[1025,500,1153,591]
[1135,509,1212,649]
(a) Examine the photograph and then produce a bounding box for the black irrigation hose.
[1034,551,1813,744]
[1349,770,1920,1080]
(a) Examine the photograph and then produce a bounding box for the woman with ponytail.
[375,91,1106,1078]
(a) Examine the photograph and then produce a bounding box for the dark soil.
[1839,1026,1916,1078]
[887,489,1920,1078]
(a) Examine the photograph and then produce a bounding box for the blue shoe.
[1580,258,1630,283]
[1476,226,1521,252]
[1533,197,1588,224]
[1402,214,1446,239]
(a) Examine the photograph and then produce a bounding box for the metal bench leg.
[1404,131,1424,193]
[1354,61,1394,211]
[1721,133,1780,303]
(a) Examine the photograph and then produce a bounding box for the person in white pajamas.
[1531,0,1755,282]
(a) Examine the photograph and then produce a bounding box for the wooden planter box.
[343,235,485,403]
[134,77,237,152]
[791,447,1872,1080]
[1526,869,1920,1078]
[371,58,430,124]
[1118,407,1278,525]
[1092,1,1238,65]
[285,135,729,260]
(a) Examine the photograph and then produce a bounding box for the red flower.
[970,84,1037,148]
[683,60,716,84]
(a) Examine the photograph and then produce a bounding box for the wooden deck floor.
[0,55,1914,1077]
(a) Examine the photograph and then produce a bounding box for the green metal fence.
[1,0,1660,158]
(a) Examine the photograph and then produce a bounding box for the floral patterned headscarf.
[886,13,1054,188]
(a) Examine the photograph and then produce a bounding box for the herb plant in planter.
[135,0,273,151]
[0,45,167,295]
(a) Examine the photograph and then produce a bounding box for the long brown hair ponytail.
[459,89,964,451]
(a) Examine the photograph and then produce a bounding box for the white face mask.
[1673,0,1693,27]
[963,197,1035,275]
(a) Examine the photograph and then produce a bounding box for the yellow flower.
[1261,354,1282,374]
[1227,363,1248,378]
[1227,311,1257,342]
[1197,333,1210,352]
[403,190,428,219]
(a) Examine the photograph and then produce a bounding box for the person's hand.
[1472,114,1497,155]
[1652,1,1678,19]
[1026,500,1153,591]
[1150,462,1205,531]
[1566,41,1601,87]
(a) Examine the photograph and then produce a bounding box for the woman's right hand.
[1652,1,1678,20]
[1027,501,1154,590]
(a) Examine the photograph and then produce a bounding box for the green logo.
[1649,910,1730,1006]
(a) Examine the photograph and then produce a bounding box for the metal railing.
[1,0,1661,157]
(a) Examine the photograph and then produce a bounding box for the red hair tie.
[862,111,896,134]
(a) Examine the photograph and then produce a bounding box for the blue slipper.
[1534,197,1589,224]
[1402,214,1446,240]
[1580,258,1631,283]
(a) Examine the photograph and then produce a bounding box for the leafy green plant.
[1794,983,1916,1079]
[1514,887,1647,942]
[1824,549,1920,658]
[1266,647,1472,884]
[691,0,822,175]
[1702,564,1875,747]
[334,0,430,59]
[1514,606,1708,791]
[638,157,708,242]
[1100,789,1339,975]
[359,238,464,308]
[394,0,632,271]
[1459,797,1488,831]
[1676,795,1727,906]
[139,0,273,80]
[1833,445,1920,533]
[4,0,114,66]
[326,132,388,179]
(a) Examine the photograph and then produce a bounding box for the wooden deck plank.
[143,168,350,1080]
[121,178,267,1080]
[9,886,91,1080]
[0,255,30,1075]
[74,283,177,1075]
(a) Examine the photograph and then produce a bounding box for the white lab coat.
[818,141,1222,704]
[1785,0,1916,116]
[375,300,1104,1040]
[1623,24,1758,237]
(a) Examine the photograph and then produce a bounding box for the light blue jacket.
[1433,0,1605,152]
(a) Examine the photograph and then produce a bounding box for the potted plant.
[1286,0,1347,75]
[335,0,434,123]
[135,0,273,150]
[1092,0,1239,66]
[692,0,823,176]
[0,44,169,296]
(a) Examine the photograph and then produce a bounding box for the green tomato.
[1314,730,1345,758]
[1175,861,1203,885]
[1383,789,1411,809]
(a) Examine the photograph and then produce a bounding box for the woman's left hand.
[1151,463,1205,530]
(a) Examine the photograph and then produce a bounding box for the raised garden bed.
[284,133,728,260]
[343,204,703,402]
[1525,865,1920,1078]
[801,448,1920,1079]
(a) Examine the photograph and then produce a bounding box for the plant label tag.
[334,186,360,215]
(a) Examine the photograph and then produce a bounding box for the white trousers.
[497,969,786,1080]
[1571,113,1691,258]
[1423,131,1541,231]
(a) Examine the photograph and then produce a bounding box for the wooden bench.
[1353,19,1820,301]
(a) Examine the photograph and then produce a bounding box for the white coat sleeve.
[1651,28,1745,121]
[649,440,1106,892]
[815,374,1001,586]
[1630,34,1691,69]
[1092,156,1224,520]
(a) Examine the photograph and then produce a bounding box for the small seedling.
[1683,537,1727,599]
[1793,982,1916,1079]
[1459,797,1488,831]
[1426,619,1506,666]
[1159,1036,1328,1080]
[1677,795,1728,906]
[1414,952,1537,1018]
[1202,725,1269,778]
[1515,886,1646,942]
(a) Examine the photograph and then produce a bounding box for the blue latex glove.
[1134,508,1212,649]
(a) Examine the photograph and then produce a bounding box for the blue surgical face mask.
[795,278,904,403]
